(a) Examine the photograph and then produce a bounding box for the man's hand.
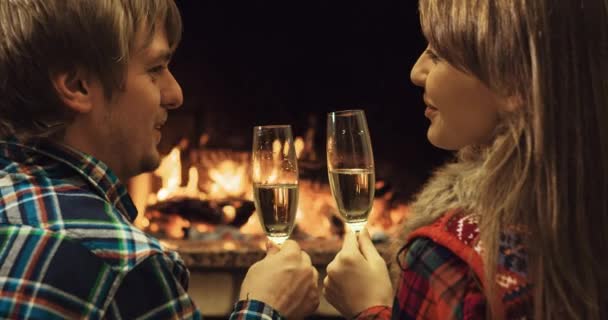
[239,240,320,318]
[323,228,393,318]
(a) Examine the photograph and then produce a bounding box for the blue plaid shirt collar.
[0,137,138,221]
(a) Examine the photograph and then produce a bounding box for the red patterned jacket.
[356,209,533,319]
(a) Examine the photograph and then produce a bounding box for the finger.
[265,240,280,255]
[323,286,340,313]
[309,288,321,312]
[358,227,381,261]
[325,258,336,275]
[323,275,330,289]
[301,250,312,266]
[324,286,335,302]
[303,294,320,318]
[280,239,301,254]
[312,267,319,289]
[341,227,359,253]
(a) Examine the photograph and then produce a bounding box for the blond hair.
[0,0,182,139]
[402,0,608,318]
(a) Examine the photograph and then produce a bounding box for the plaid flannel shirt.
[0,139,282,320]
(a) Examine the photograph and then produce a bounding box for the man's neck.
[62,125,128,182]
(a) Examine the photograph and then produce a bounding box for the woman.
[322,0,608,319]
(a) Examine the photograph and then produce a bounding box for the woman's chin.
[427,129,460,151]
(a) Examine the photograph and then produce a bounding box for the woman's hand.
[323,228,393,318]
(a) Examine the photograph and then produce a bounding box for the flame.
[207,160,248,198]
[186,167,199,194]
[149,147,252,205]
[131,140,408,240]
[283,140,290,157]
[294,137,304,159]
[155,148,182,201]
[272,139,282,157]
[240,213,264,234]
[295,180,337,238]
[153,147,205,201]
[200,150,252,200]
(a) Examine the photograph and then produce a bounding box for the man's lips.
[154,120,167,130]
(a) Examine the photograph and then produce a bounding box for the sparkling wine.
[253,183,298,244]
[328,168,375,231]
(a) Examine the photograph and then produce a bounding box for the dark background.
[163,1,451,201]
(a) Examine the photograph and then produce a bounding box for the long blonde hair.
[402,0,608,318]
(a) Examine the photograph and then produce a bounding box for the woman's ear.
[51,68,95,114]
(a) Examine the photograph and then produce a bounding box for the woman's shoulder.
[402,210,533,318]
[396,237,487,319]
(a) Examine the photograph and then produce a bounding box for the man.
[0,1,319,319]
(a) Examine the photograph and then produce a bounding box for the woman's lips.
[424,105,438,118]
[423,95,438,118]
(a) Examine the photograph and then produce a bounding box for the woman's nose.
[410,51,430,88]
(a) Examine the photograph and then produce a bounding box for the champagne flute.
[327,110,375,233]
[252,125,299,245]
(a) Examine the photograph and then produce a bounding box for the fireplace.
[132,128,408,235]
[127,133,407,317]
[125,1,452,317]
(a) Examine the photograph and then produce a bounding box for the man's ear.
[51,68,95,114]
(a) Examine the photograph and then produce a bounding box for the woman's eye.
[425,49,440,63]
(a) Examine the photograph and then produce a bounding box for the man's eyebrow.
[147,49,173,63]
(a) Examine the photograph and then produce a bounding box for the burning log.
[134,143,409,242]
[146,197,255,227]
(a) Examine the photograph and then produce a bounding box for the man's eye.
[149,65,166,74]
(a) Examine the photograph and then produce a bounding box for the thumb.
[358,227,381,261]
[341,227,359,253]
[265,240,280,255]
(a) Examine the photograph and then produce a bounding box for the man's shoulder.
[0,224,121,319]
[0,222,183,319]
[0,169,164,269]
[1,167,118,226]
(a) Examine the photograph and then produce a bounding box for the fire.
[294,137,305,158]
[240,214,264,234]
[130,138,407,240]
[199,150,252,200]
[154,147,204,202]
[155,148,182,201]
[295,181,336,237]
[150,147,252,203]
[207,160,249,198]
